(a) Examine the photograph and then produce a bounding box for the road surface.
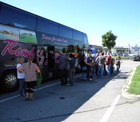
[0,60,140,122]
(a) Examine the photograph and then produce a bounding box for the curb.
[121,67,140,100]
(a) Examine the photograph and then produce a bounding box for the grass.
[128,65,140,95]
[112,56,130,60]
[20,34,37,43]
[125,70,132,83]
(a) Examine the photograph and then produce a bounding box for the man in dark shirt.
[85,53,94,80]
[68,54,76,86]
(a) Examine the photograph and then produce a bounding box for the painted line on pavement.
[0,75,81,103]
[0,82,60,103]
[100,94,121,122]
[0,95,20,103]
[35,82,60,91]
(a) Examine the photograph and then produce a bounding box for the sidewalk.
[121,67,140,100]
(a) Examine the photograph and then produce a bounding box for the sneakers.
[89,78,92,81]
[25,97,34,101]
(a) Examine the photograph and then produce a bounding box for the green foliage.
[128,66,140,95]
[102,31,117,50]
[20,34,37,43]
[112,56,130,59]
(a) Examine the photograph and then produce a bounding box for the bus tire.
[1,71,18,92]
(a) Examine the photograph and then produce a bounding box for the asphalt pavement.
[0,60,140,122]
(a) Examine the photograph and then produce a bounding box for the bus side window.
[0,4,37,30]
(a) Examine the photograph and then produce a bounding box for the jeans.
[86,66,93,79]
[59,69,68,85]
[105,64,111,77]
[94,64,99,76]
[69,69,75,85]
[116,62,120,72]
[18,79,26,96]
[110,64,114,74]
[98,65,104,78]
[81,72,87,80]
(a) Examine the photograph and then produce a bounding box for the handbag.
[36,72,42,86]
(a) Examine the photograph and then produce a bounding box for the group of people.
[17,52,121,101]
[79,52,121,80]
[57,53,76,86]
[56,52,121,86]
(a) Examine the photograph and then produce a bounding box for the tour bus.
[0,2,89,91]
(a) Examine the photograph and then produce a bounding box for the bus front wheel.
[1,71,18,92]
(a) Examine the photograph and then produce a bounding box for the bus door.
[36,45,55,81]
[47,46,55,77]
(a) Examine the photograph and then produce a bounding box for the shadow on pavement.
[0,70,129,122]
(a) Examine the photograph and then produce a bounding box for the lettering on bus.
[42,34,68,43]
[1,39,35,57]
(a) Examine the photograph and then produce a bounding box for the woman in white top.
[16,58,26,97]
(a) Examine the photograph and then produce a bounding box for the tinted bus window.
[0,4,37,30]
[84,34,89,45]
[59,25,72,39]
[20,29,37,43]
[73,30,84,41]
[36,18,59,35]
[0,4,2,14]
[0,24,19,41]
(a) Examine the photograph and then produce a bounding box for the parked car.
[131,54,140,61]
[123,53,129,57]
[111,53,117,56]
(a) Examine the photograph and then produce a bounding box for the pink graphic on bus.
[1,39,35,57]
[42,34,68,43]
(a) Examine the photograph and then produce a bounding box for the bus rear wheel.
[1,71,18,92]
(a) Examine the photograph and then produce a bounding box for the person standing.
[115,54,121,72]
[93,53,99,77]
[68,54,76,86]
[110,57,115,74]
[96,52,106,79]
[58,53,69,86]
[85,53,94,80]
[19,56,40,101]
[16,58,26,97]
[105,52,112,78]
[79,54,87,80]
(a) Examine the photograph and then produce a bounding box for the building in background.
[89,44,140,55]
[111,46,129,55]
[130,46,140,54]
[89,45,102,54]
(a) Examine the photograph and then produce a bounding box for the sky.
[1,0,140,47]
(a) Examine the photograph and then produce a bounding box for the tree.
[102,31,117,51]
